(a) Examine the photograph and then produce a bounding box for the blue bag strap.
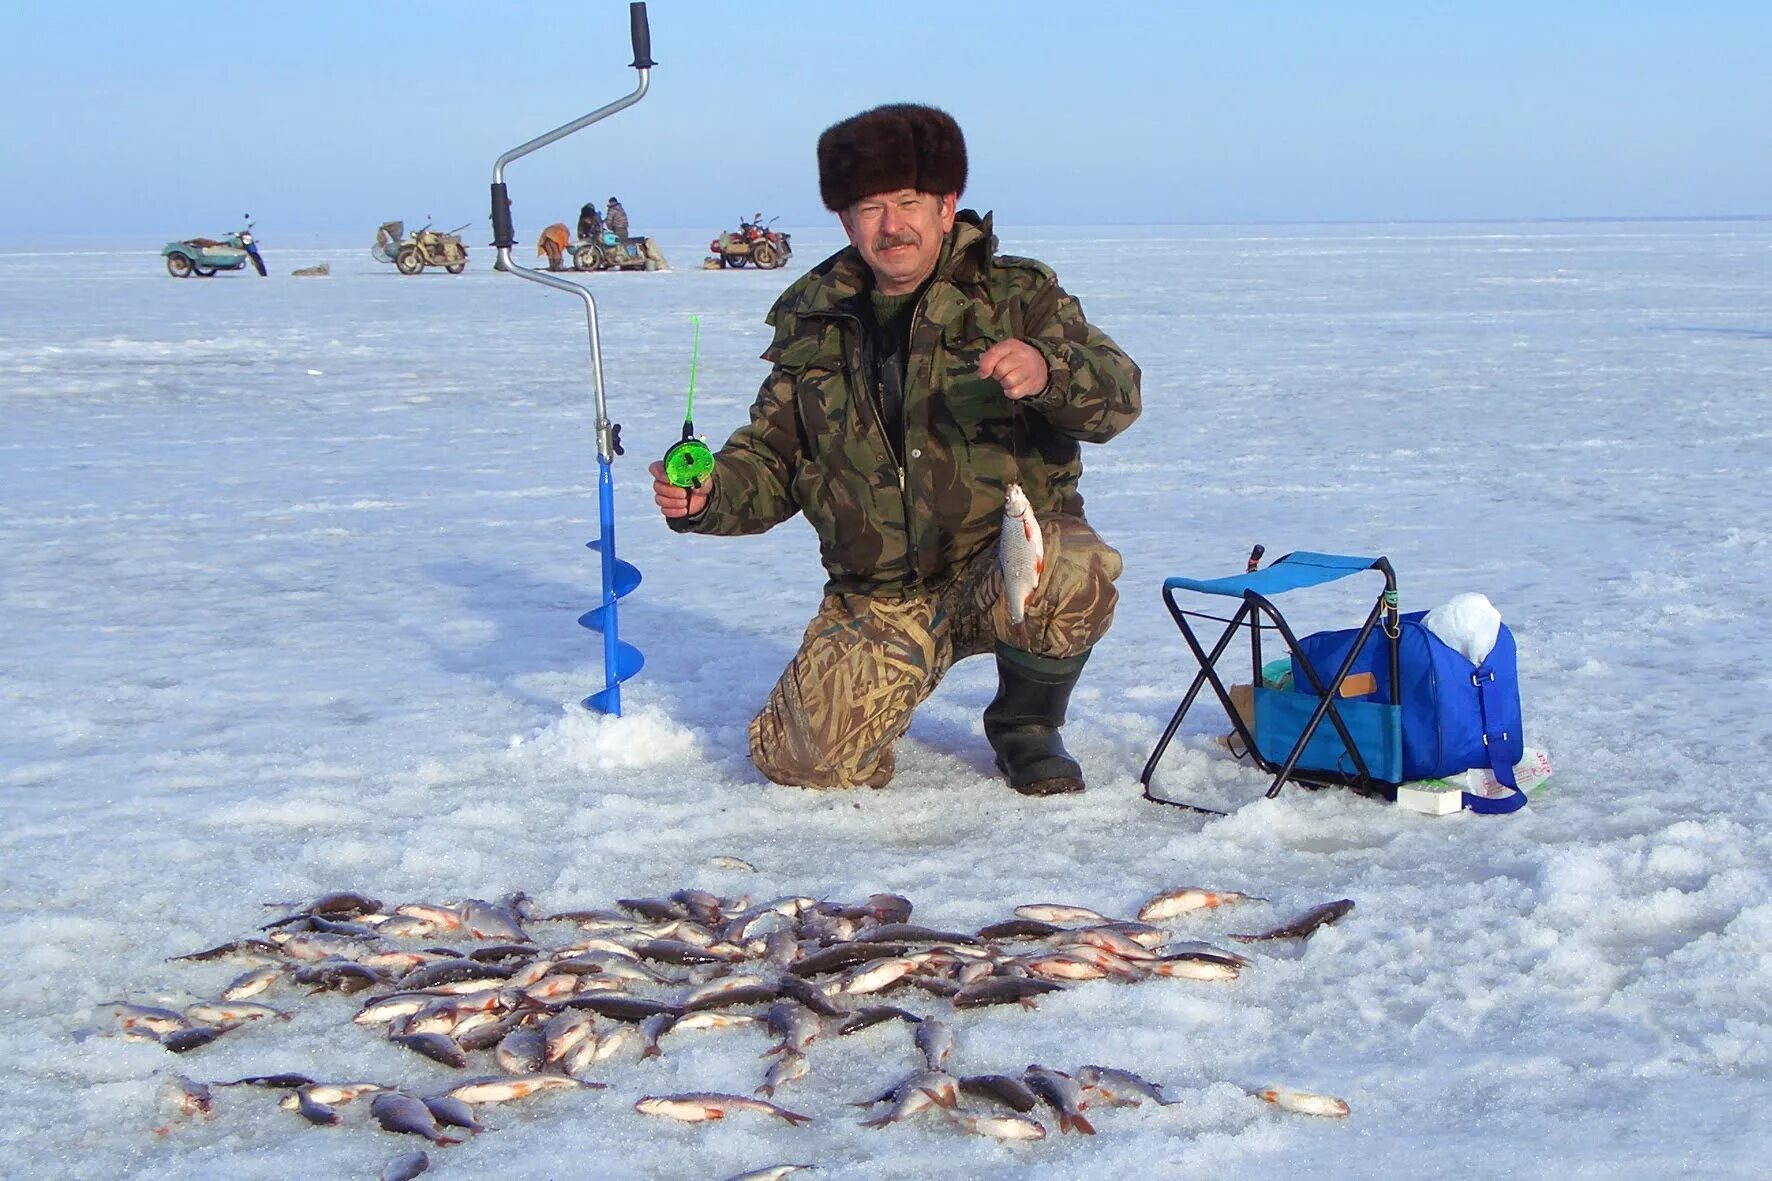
[1462,663,1527,815]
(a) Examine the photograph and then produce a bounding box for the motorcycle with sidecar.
[162,218,266,278]
[373,220,470,275]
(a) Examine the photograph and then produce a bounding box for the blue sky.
[3,0,1768,239]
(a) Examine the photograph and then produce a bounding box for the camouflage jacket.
[675,210,1141,596]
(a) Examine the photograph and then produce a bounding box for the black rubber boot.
[983,642,1090,796]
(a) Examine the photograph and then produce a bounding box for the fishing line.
[662,314,715,487]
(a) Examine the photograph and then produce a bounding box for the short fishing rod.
[662,316,715,487]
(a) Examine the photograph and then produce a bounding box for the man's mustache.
[873,230,920,251]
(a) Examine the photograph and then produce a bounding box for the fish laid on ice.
[952,977,1065,1009]
[289,1087,342,1126]
[958,1073,1040,1114]
[184,1001,290,1026]
[389,1031,468,1069]
[1230,899,1356,943]
[763,1001,825,1055]
[1137,887,1265,922]
[222,1073,316,1089]
[1077,1065,1175,1107]
[220,965,283,1000]
[420,1095,482,1132]
[105,1003,189,1037]
[635,1093,812,1125]
[1012,903,1116,925]
[1147,957,1241,982]
[443,1075,600,1104]
[162,1025,238,1053]
[721,1167,815,1181]
[289,1082,386,1105]
[757,1050,809,1098]
[157,1072,215,1120]
[858,1073,958,1128]
[1023,1065,1095,1135]
[950,1110,1047,1140]
[999,483,1044,624]
[370,1092,461,1145]
[380,1151,430,1181]
[976,918,1065,941]
[494,1026,547,1075]
[914,1017,954,1070]
[1254,1086,1351,1118]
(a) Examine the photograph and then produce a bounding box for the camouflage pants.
[749,515,1122,788]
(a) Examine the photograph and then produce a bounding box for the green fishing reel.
[663,429,714,488]
[662,314,715,488]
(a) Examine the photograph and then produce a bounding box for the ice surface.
[3,221,1770,1178]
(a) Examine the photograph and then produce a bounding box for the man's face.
[841,189,957,295]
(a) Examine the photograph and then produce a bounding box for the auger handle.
[630,3,654,69]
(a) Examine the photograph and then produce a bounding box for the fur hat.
[817,103,967,212]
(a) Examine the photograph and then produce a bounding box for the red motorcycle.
[709,213,792,269]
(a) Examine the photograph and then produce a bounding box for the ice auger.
[488,3,654,716]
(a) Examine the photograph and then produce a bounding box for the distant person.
[579,202,605,242]
[605,197,630,240]
[536,222,570,271]
[648,103,1140,796]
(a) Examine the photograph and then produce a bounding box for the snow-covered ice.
[2,220,1769,1178]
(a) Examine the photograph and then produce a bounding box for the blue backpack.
[1252,611,1526,813]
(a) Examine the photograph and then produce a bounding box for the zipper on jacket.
[828,308,918,583]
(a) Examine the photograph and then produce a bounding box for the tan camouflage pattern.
[750,514,1121,788]
[673,210,1142,598]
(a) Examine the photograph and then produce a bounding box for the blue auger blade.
[580,640,645,713]
[584,538,642,599]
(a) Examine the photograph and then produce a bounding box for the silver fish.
[958,1073,1040,1113]
[1231,899,1355,942]
[183,1001,289,1025]
[157,1072,214,1120]
[380,1151,430,1181]
[1137,887,1265,922]
[421,1095,482,1132]
[443,1074,598,1104]
[105,1003,190,1037]
[859,1072,958,1128]
[162,1025,236,1053]
[914,1017,954,1070]
[220,965,282,1000]
[999,483,1044,624]
[390,1031,468,1068]
[1148,957,1240,982]
[950,1111,1047,1140]
[1254,1086,1351,1118]
[1023,1065,1095,1135]
[721,1168,815,1181]
[1021,953,1110,982]
[291,1087,341,1126]
[542,1010,600,1064]
[757,1050,809,1098]
[494,1025,547,1075]
[1077,1065,1175,1107]
[293,1082,386,1105]
[635,1093,812,1125]
[763,1001,824,1057]
[1012,903,1116,925]
[370,1092,460,1145]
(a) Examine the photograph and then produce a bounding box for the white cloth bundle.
[1422,592,1502,665]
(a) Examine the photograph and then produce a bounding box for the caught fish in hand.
[999,483,1044,625]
